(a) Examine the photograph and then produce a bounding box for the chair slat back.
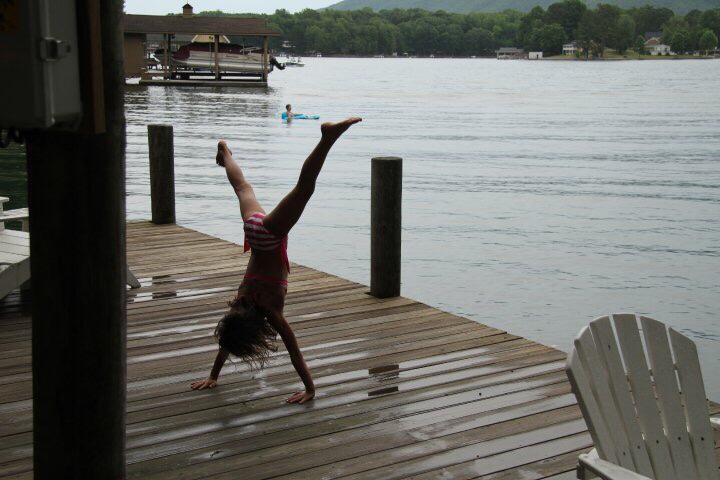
[614,315,676,479]
[589,316,655,476]
[567,345,619,463]
[668,327,717,480]
[641,316,700,478]
[567,314,718,480]
[575,326,636,470]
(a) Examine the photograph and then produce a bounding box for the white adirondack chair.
[0,197,141,298]
[566,313,720,480]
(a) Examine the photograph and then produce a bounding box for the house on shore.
[563,41,578,56]
[644,36,671,55]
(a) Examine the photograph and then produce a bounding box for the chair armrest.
[0,208,30,232]
[578,453,653,480]
[0,208,29,222]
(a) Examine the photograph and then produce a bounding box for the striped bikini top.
[243,212,290,272]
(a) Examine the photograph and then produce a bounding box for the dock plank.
[1,222,718,479]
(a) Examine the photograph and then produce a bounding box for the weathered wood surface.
[1,221,718,479]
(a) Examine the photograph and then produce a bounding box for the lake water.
[125,57,720,398]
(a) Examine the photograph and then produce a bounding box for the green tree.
[663,16,689,45]
[595,3,622,47]
[464,27,494,54]
[634,34,647,54]
[576,10,600,57]
[438,23,464,55]
[670,29,691,53]
[685,9,702,28]
[612,14,637,53]
[700,9,720,38]
[547,0,586,39]
[629,6,673,37]
[531,23,566,55]
[517,6,546,48]
[575,5,621,58]
[698,29,718,54]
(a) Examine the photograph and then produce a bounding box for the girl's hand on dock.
[286,390,314,404]
[190,377,218,390]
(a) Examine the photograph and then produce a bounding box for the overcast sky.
[124,1,338,15]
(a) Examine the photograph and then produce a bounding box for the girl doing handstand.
[190,117,362,404]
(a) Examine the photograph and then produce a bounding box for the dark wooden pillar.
[164,33,170,79]
[371,157,402,298]
[27,0,127,477]
[148,124,176,224]
[262,36,269,83]
[214,34,220,80]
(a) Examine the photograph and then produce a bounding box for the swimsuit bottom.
[243,212,290,273]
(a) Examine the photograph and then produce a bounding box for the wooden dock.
[1,222,717,479]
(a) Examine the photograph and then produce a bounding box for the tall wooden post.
[148,124,175,224]
[28,0,127,477]
[262,36,269,83]
[371,157,402,298]
[164,33,170,79]
[214,34,220,80]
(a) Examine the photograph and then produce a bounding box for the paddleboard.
[282,113,319,120]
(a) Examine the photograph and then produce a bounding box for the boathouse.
[496,47,526,60]
[123,4,280,85]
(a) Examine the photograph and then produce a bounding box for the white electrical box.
[0,0,82,129]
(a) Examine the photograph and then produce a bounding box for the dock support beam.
[371,156,402,298]
[262,36,269,83]
[148,124,176,224]
[26,0,127,477]
[214,34,220,80]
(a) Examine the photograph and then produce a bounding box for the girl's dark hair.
[215,305,278,370]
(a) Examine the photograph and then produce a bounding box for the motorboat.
[284,56,305,67]
[154,36,284,75]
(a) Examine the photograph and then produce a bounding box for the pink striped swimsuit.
[243,212,290,275]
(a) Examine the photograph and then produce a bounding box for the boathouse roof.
[123,14,280,36]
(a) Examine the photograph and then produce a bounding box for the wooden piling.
[148,124,176,224]
[27,0,127,477]
[371,156,402,298]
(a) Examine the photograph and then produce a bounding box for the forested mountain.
[325,0,720,15]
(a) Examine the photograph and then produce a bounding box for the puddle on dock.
[137,274,215,287]
[367,364,401,396]
[368,386,400,397]
[127,286,230,303]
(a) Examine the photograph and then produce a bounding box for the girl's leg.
[217,141,265,220]
[263,118,361,236]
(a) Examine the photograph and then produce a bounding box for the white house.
[528,51,543,60]
[645,37,671,55]
[562,41,578,56]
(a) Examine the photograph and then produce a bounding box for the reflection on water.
[119,58,719,399]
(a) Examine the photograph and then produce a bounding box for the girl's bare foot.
[321,117,362,142]
[216,141,233,167]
